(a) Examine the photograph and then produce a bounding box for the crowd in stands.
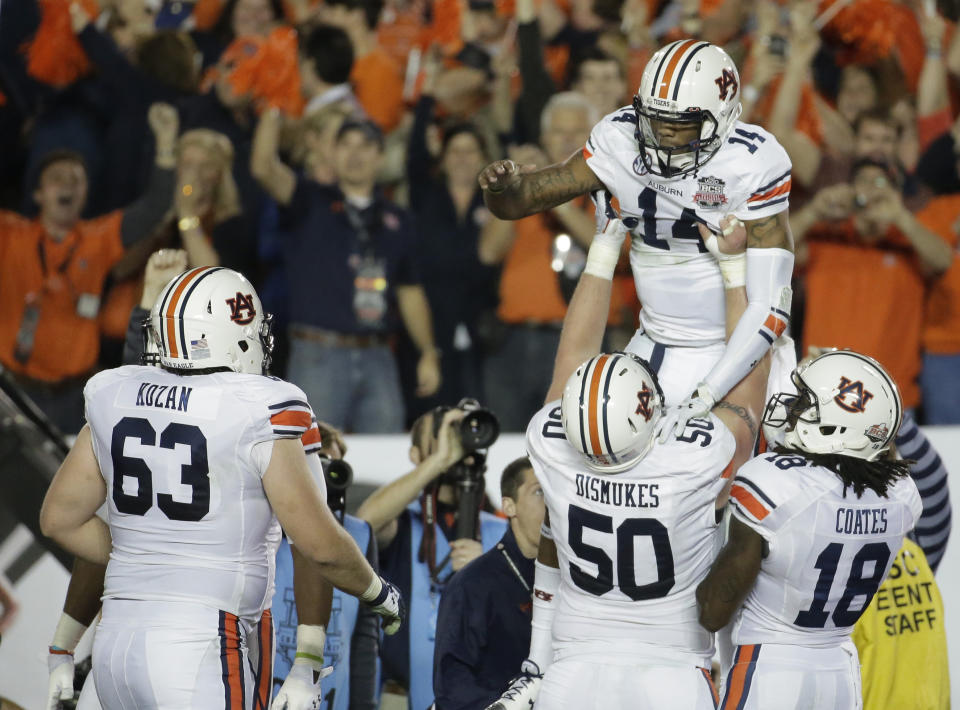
[1,0,959,435]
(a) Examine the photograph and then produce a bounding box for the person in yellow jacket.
[852,537,949,710]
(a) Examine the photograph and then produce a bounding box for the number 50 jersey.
[584,111,791,347]
[729,453,922,647]
[526,402,735,662]
[84,365,322,621]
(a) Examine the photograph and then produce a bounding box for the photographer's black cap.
[336,116,385,149]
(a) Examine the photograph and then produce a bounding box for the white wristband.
[704,233,746,289]
[51,612,87,653]
[359,575,382,603]
[294,624,327,671]
[717,254,746,289]
[584,240,621,280]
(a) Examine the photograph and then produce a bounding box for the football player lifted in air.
[697,350,921,710]
[40,267,403,710]
[488,195,770,710]
[479,40,795,437]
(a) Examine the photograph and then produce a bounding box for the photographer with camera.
[433,457,544,710]
[357,402,507,710]
[791,156,952,417]
[272,421,381,710]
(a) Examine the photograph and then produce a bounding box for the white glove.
[47,651,75,710]
[360,576,404,635]
[485,659,543,710]
[656,384,716,443]
[271,661,333,710]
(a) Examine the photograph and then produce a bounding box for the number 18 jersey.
[84,365,321,621]
[729,453,922,647]
[584,111,792,346]
[526,402,736,661]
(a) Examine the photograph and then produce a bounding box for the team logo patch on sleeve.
[693,176,727,208]
[834,376,874,413]
[226,292,257,324]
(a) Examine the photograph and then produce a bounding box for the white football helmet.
[147,267,274,374]
[762,350,902,461]
[634,40,743,178]
[561,352,664,473]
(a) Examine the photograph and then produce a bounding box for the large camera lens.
[458,408,500,452]
[323,458,353,492]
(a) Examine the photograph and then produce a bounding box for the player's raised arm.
[544,191,626,402]
[479,149,604,220]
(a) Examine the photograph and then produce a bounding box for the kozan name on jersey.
[583,110,792,346]
[526,404,735,661]
[728,453,923,648]
[84,365,320,621]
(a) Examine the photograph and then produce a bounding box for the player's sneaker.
[485,660,543,710]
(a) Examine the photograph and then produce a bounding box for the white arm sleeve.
[701,247,794,400]
[529,560,560,673]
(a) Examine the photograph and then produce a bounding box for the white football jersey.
[526,402,736,660]
[584,111,792,346]
[729,452,922,647]
[84,365,323,620]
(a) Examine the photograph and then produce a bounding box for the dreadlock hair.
[772,445,912,499]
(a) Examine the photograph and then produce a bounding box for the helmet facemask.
[634,95,721,178]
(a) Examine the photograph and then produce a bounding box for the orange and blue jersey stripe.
[219,610,246,710]
[721,644,761,710]
[730,477,777,522]
[700,666,719,709]
[252,610,273,710]
[747,170,791,212]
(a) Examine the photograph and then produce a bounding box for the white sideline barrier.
[1,427,958,709]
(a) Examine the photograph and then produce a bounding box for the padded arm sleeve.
[701,247,794,400]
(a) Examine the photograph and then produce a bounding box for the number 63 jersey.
[584,111,791,347]
[84,365,323,621]
[526,402,736,662]
[728,453,922,647]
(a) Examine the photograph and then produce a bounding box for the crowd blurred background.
[1,0,959,436]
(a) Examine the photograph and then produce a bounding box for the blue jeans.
[287,338,405,433]
[920,352,960,424]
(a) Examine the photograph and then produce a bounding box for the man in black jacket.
[433,458,544,710]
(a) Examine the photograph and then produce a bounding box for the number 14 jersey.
[526,402,735,661]
[729,453,922,647]
[584,112,792,346]
[84,365,322,621]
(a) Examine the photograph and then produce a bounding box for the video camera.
[431,398,500,540]
[320,455,353,519]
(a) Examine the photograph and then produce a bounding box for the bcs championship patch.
[693,175,727,208]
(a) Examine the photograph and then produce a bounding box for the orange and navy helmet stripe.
[651,40,711,101]
[219,610,246,710]
[721,644,761,710]
[577,354,623,464]
[157,266,225,360]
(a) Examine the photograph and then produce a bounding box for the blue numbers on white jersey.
[629,188,708,253]
[727,128,766,154]
[794,541,892,628]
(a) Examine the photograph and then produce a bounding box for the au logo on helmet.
[635,384,654,421]
[226,292,257,324]
[834,376,874,413]
[715,68,738,100]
